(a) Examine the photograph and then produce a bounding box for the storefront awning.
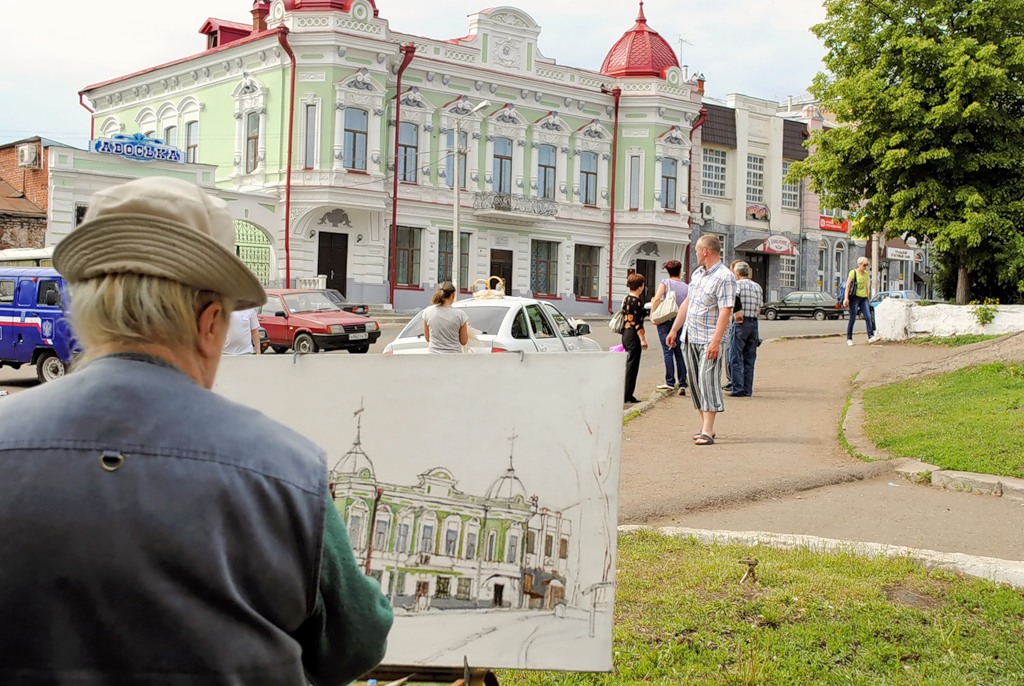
[734,235,800,256]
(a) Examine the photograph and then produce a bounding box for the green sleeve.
[293,494,395,686]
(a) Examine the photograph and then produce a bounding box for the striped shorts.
[684,341,725,413]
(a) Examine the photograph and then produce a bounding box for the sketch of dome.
[485,430,527,502]
[329,402,375,481]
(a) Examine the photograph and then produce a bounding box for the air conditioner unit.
[17,144,40,169]
[700,203,714,220]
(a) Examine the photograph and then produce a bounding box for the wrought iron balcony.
[473,192,559,224]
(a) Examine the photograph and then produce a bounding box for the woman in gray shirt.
[422,282,469,353]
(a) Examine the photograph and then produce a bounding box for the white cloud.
[0,0,826,147]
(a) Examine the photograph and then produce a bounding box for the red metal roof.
[283,0,378,15]
[599,1,679,79]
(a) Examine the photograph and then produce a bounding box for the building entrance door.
[747,254,768,293]
[489,249,513,294]
[492,584,505,607]
[317,232,348,295]
[635,259,657,302]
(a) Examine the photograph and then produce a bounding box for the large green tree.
[791,0,1024,303]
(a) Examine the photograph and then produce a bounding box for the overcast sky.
[0,0,827,148]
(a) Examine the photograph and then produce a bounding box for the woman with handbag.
[649,260,688,394]
[622,272,649,404]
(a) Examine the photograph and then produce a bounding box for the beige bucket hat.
[53,176,265,311]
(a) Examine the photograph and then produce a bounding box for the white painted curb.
[619,525,1024,589]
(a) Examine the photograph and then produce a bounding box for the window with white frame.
[573,245,600,299]
[661,158,677,210]
[530,240,559,296]
[628,155,642,210]
[781,161,800,209]
[398,122,418,183]
[163,125,177,147]
[445,129,467,189]
[338,109,366,170]
[579,151,598,206]
[493,137,513,194]
[185,121,199,163]
[244,112,260,174]
[702,148,727,197]
[396,227,421,286]
[537,144,556,200]
[303,103,317,170]
[780,255,797,288]
[438,230,469,285]
[746,154,765,203]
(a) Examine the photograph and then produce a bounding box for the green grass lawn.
[862,363,1024,478]
[908,334,1003,347]
[498,531,1024,685]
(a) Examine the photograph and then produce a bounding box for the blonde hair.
[70,273,232,354]
[857,257,870,267]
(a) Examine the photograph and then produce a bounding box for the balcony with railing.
[473,192,559,225]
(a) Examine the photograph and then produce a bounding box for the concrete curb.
[844,370,1024,504]
[618,525,1024,589]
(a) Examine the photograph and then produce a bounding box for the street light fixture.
[452,99,489,295]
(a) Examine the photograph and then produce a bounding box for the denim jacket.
[0,354,392,685]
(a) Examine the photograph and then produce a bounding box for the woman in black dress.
[622,272,648,403]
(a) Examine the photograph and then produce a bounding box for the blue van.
[0,268,78,382]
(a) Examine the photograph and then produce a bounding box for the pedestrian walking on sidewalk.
[650,260,688,394]
[728,261,764,397]
[844,256,877,346]
[667,234,737,445]
[721,259,743,392]
[0,177,393,685]
[223,307,262,355]
[423,281,469,354]
[622,272,649,404]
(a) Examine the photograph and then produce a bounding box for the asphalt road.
[0,317,849,396]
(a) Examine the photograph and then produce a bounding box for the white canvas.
[214,353,623,672]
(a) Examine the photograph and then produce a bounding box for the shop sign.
[886,247,914,261]
[818,216,849,232]
[90,133,184,164]
[764,235,795,254]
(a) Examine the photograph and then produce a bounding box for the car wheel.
[271,345,289,355]
[814,310,826,321]
[36,352,66,383]
[294,333,317,354]
[765,309,778,320]
[348,345,370,354]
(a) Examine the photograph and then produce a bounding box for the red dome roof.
[600,2,679,79]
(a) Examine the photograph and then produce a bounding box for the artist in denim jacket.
[0,177,393,685]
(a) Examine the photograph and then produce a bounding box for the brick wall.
[0,142,50,212]
[0,215,46,250]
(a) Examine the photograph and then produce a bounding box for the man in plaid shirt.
[666,234,737,446]
[728,261,764,397]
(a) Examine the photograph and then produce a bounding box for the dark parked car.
[762,291,843,321]
[323,288,369,316]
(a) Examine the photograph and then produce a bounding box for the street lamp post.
[451,100,489,293]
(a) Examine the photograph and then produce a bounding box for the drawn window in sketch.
[511,309,530,340]
[456,578,472,600]
[506,532,520,564]
[526,529,537,554]
[465,531,478,560]
[444,516,460,556]
[396,520,411,553]
[544,534,553,558]
[435,576,451,599]
[388,571,406,596]
[419,523,436,554]
[486,531,497,561]
[524,304,555,339]
[560,536,569,560]
[348,513,364,549]
[373,514,391,551]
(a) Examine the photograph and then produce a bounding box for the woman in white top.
[422,282,469,354]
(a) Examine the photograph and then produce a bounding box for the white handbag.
[650,281,679,324]
[608,297,627,334]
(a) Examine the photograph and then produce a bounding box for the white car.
[383,295,602,354]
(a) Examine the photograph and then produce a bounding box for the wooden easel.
[359,657,499,686]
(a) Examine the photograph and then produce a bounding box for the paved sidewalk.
[618,336,1024,562]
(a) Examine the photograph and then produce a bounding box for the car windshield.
[324,289,348,305]
[283,292,342,313]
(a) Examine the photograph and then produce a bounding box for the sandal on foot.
[692,432,716,441]
[694,433,715,446]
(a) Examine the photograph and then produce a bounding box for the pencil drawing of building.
[328,405,573,612]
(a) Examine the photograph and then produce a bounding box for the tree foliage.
[790,0,1024,303]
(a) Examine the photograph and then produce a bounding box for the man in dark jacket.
[0,177,393,685]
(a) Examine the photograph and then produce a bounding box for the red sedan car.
[259,289,381,354]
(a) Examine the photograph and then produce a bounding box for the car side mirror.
[575,322,591,336]
[274,310,288,318]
